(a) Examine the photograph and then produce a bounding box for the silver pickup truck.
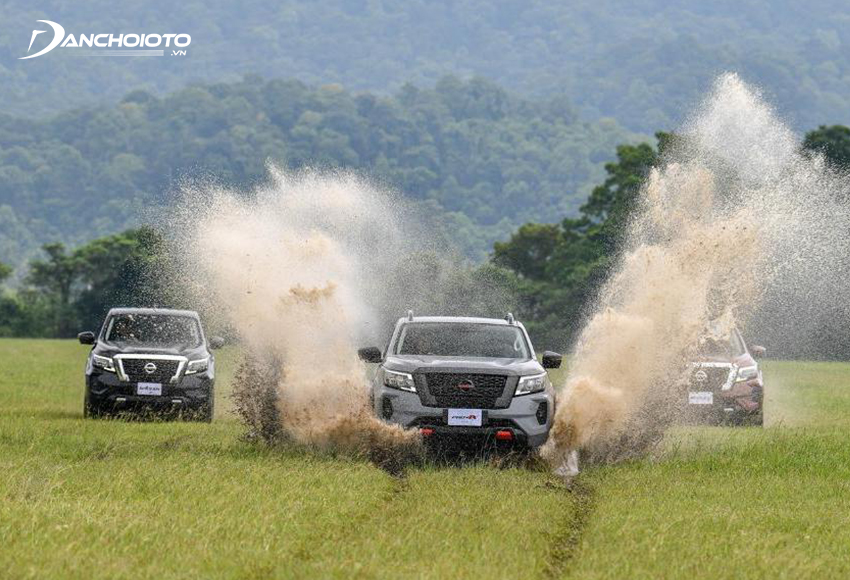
[359,312,562,449]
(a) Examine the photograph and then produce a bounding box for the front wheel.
[83,391,103,419]
[194,387,215,422]
[747,411,764,427]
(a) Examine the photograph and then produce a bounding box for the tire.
[194,387,215,423]
[728,410,763,427]
[84,391,103,419]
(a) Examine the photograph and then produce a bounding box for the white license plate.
[447,408,482,426]
[688,391,713,405]
[137,382,162,396]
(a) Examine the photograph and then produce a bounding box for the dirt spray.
[543,73,850,468]
[170,168,425,462]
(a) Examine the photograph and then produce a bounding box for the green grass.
[0,339,574,579]
[2,342,850,579]
[569,360,850,579]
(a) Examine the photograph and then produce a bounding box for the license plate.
[137,382,162,396]
[447,408,482,426]
[688,391,713,405]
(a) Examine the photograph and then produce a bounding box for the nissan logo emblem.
[457,380,474,391]
[693,369,708,383]
[144,362,158,374]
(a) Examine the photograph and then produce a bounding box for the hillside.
[3,1,850,130]
[0,76,638,265]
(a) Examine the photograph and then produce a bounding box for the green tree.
[73,227,174,331]
[0,262,11,285]
[17,229,173,337]
[492,134,671,346]
[26,244,82,337]
[803,125,850,170]
[492,224,561,281]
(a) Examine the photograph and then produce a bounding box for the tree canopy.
[1,228,177,338]
[0,125,847,353]
[0,75,637,266]
[4,1,850,134]
[493,135,669,346]
[803,125,850,170]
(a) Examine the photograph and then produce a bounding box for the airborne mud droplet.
[544,73,850,467]
[170,168,422,462]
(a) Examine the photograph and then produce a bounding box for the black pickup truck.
[78,308,223,421]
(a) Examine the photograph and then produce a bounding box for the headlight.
[515,372,547,396]
[736,365,759,383]
[382,368,415,392]
[92,354,115,373]
[185,357,210,375]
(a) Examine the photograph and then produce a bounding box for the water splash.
[170,167,422,458]
[544,73,850,466]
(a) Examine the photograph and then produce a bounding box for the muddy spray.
[544,73,850,467]
[170,168,427,460]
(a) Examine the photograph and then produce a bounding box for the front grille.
[120,359,181,383]
[421,373,507,409]
[689,366,732,391]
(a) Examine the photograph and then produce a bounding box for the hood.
[693,353,755,367]
[383,354,544,376]
[92,342,208,358]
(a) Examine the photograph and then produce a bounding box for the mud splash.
[171,168,422,461]
[544,73,850,466]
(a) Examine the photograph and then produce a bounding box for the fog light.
[536,402,548,425]
[381,397,393,420]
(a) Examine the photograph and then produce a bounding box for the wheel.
[727,410,763,427]
[84,391,103,419]
[748,411,764,427]
[194,387,215,422]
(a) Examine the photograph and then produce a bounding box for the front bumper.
[685,380,763,423]
[374,385,554,448]
[87,370,213,411]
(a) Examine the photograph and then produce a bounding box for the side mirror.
[78,331,96,345]
[358,346,383,363]
[542,351,563,369]
[751,345,766,358]
[209,336,225,350]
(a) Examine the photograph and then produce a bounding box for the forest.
[5,0,850,133]
[3,121,847,357]
[0,75,636,265]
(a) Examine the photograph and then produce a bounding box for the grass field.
[2,340,850,579]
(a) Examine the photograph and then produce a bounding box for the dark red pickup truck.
[685,328,765,426]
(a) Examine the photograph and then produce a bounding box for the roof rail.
[505,312,515,324]
[407,310,414,321]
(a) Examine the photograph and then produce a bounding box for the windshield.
[103,314,202,348]
[395,323,531,359]
[696,331,746,359]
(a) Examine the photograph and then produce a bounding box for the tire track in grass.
[283,461,411,575]
[544,478,596,579]
[303,462,577,578]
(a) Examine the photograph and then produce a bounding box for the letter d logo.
[20,20,65,59]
